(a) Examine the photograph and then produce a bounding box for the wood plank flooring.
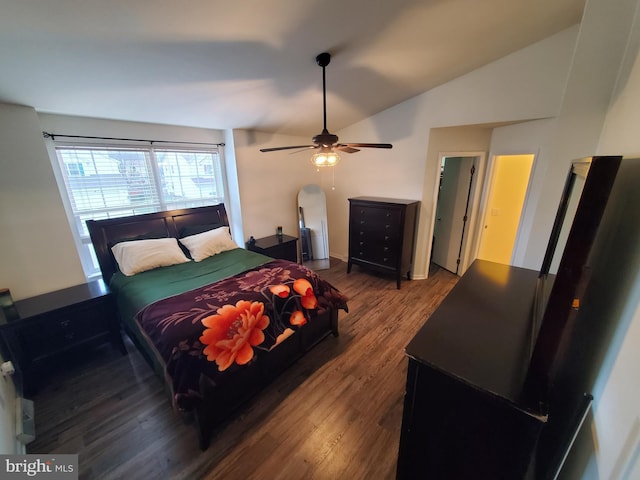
[27,259,457,480]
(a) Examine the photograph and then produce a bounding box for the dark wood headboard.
[86,204,230,282]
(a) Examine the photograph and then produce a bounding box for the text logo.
[0,455,78,479]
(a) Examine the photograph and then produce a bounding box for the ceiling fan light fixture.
[311,150,340,168]
[259,51,392,164]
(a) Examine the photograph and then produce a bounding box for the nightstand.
[0,279,126,395]
[246,234,298,262]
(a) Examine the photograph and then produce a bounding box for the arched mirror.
[297,184,330,270]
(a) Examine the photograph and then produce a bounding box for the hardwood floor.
[27,258,458,480]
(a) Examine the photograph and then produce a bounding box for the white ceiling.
[0,0,585,138]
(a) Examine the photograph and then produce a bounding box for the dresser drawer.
[350,235,399,260]
[351,243,399,265]
[351,206,401,228]
[352,225,400,243]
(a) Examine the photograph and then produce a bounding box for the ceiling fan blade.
[289,146,320,154]
[342,143,393,149]
[260,145,316,153]
[335,145,360,153]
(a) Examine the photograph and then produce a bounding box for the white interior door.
[431,156,475,274]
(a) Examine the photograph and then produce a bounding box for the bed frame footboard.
[194,308,338,450]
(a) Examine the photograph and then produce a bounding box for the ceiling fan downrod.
[316,52,331,133]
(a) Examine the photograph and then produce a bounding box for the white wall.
[324,1,640,478]
[326,25,580,278]
[576,0,640,476]
[231,128,338,244]
[0,104,85,300]
[487,118,556,268]
[0,353,21,455]
[0,109,228,299]
[0,26,582,297]
[418,126,493,278]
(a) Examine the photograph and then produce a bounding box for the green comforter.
[110,247,272,324]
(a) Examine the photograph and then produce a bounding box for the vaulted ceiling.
[0,0,585,137]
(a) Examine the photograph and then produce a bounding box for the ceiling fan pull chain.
[332,165,336,190]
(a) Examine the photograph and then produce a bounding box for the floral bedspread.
[134,259,348,409]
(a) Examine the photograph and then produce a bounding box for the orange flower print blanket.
[135,260,348,410]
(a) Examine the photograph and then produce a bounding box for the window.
[54,144,225,278]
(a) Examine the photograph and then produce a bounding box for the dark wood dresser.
[347,197,419,289]
[397,260,547,479]
[397,156,628,479]
[0,280,126,395]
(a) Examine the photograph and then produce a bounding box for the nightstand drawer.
[15,301,112,361]
[0,280,126,395]
[263,242,296,261]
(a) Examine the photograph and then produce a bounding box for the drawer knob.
[359,241,364,246]
[360,220,365,225]
[64,332,75,341]
[60,319,71,328]
[384,246,389,252]
[384,235,390,241]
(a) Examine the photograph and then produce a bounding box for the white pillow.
[179,226,238,261]
[111,238,190,276]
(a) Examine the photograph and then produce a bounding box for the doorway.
[476,154,534,264]
[431,155,481,275]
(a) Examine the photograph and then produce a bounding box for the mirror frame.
[524,155,622,408]
[297,184,330,269]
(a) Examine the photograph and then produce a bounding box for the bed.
[86,204,348,450]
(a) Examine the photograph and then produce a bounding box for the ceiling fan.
[260,52,392,166]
